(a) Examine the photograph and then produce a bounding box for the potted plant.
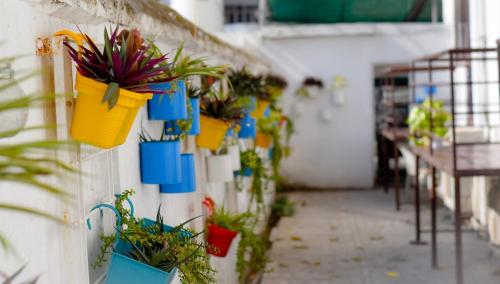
[407,98,450,147]
[238,149,267,211]
[148,44,226,122]
[202,197,267,283]
[165,75,222,136]
[160,153,196,194]
[264,73,288,100]
[228,68,270,119]
[236,149,259,177]
[205,204,253,257]
[90,190,215,284]
[197,91,250,150]
[256,118,274,149]
[61,26,171,148]
[296,76,324,98]
[139,127,181,185]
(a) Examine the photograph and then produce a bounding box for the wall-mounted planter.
[70,74,152,149]
[160,154,196,194]
[106,253,177,284]
[206,154,234,182]
[87,203,182,284]
[255,132,273,148]
[196,115,229,150]
[228,145,241,171]
[148,80,187,121]
[235,167,253,177]
[251,100,270,119]
[163,97,201,136]
[140,141,181,184]
[206,224,238,257]
[188,97,200,135]
[238,114,257,139]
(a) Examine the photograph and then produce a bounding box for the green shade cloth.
[268,0,442,23]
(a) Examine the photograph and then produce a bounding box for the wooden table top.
[410,143,500,177]
[381,128,409,142]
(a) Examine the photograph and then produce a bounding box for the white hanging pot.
[307,86,321,98]
[319,108,333,123]
[331,89,346,106]
[228,145,241,171]
[206,154,234,182]
[291,101,305,117]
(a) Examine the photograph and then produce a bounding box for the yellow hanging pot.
[251,100,270,119]
[70,74,152,149]
[255,132,273,148]
[196,115,229,151]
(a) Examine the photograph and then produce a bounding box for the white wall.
[223,24,452,188]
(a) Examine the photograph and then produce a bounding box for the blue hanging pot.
[238,114,257,139]
[235,167,253,177]
[188,97,200,135]
[148,80,187,121]
[160,154,196,194]
[163,97,200,136]
[87,202,182,284]
[140,141,181,184]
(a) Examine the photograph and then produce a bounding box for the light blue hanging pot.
[160,154,196,194]
[86,200,177,284]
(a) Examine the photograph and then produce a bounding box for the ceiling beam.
[405,0,430,21]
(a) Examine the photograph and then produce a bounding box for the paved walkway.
[262,190,500,284]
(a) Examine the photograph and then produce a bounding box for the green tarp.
[268,0,442,23]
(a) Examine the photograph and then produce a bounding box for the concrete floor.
[262,190,500,284]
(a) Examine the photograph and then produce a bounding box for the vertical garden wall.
[0,0,289,284]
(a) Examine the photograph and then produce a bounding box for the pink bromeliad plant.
[64,26,176,109]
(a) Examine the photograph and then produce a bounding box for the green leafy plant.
[239,149,267,211]
[207,205,267,283]
[200,91,251,124]
[264,74,288,90]
[65,26,172,109]
[94,190,215,284]
[272,196,295,218]
[228,68,268,100]
[149,43,226,81]
[407,98,450,146]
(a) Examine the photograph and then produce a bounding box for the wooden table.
[410,143,500,284]
[380,128,409,211]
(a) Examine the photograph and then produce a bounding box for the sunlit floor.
[262,189,500,284]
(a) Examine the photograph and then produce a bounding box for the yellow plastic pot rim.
[200,115,230,126]
[76,73,153,101]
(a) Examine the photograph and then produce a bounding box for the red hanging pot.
[206,224,238,257]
